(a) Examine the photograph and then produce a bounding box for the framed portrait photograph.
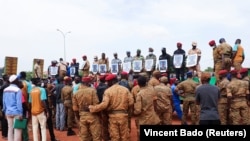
[133,60,142,72]
[92,64,98,74]
[111,64,118,74]
[49,66,58,76]
[70,66,76,77]
[186,54,197,67]
[173,54,183,68]
[122,62,131,73]
[159,60,168,72]
[99,64,107,75]
[145,59,153,71]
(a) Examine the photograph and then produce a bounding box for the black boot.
[67,128,76,136]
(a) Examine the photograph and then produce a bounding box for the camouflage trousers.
[100,111,110,141]
[214,61,222,81]
[108,114,130,141]
[64,103,74,128]
[156,106,173,125]
[218,102,228,125]
[223,58,232,72]
[182,99,198,125]
[79,114,101,141]
[230,100,249,125]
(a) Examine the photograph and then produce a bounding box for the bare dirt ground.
[1,113,184,141]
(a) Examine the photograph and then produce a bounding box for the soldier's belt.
[108,110,128,114]
[233,94,246,98]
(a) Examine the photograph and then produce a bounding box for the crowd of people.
[0,38,249,141]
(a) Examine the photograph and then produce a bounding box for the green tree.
[204,67,213,72]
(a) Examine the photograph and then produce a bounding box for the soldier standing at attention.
[159,47,172,80]
[61,76,76,136]
[226,69,249,125]
[217,70,230,125]
[134,76,160,141]
[239,68,250,124]
[154,76,173,125]
[89,74,134,141]
[72,76,101,141]
[217,38,233,72]
[187,42,202,78]
[175,71,199,125]
[209,40,221,81]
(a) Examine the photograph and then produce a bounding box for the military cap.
[186,71,193,77]
[230,69,237,75]
[137,49,141,52]
[121,71,128,76]
[219,38,225,43]
[105,74,117,81]
[153,70,161,76]
[192,41,197,46]
[177,42,182,47]
[64,76,72,82]
[159,76,168,83]
[240,68,248,74]
[161,73,168,77]
[209,40,216,47]
[99,75,107,81]
[149,47,154,52]
[218,70,228,75]
[82,76,91,83]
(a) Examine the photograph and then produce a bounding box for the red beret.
[177,42,182,47]
[230,69,237,75]
[161,73,168,76]
[121,71,128,76]
[82,55,87,58]
[209,40,216,47]
[64,76,72,82]
[105,74,117,81]
[240,68,248,74]
[218,70,228,75]
[72,58,76,61]
[82,77,91,83]
[99,75,106,81]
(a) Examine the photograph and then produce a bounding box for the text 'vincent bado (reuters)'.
[140,125,250,140]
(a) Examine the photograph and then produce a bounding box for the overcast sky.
[1,0,250,73]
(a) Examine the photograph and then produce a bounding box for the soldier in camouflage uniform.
[61,76,76,136]
[217,38,233,72]
[154,76,173,125]
[134,75,160,141]
[209,40,222,81]
[72,77,101,141]
[89,74,134,141]
[239,68,250,124]
[217,70,230,125]
[227,69,249,125]
[145,47,157,78]
[175,71,199,125]
[132,49,145,75]
[148,70,161,87]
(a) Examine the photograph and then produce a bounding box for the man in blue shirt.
[171,78,183,121]
[3,74,23,141]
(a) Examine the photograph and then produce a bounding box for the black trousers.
[39,108,55,140]
[175,68,185,81]
[1,112,8,137]
[199,120,221,125]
